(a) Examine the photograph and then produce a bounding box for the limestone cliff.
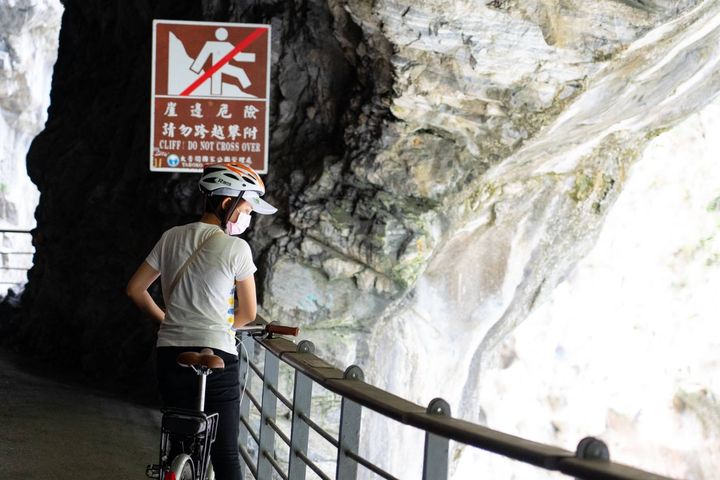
[0,0,61,288]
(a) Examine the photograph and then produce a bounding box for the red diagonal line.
[180,27,266,96]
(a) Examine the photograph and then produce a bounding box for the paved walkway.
[0,349,161,479]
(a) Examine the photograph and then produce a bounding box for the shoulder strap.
[167,230,223,298]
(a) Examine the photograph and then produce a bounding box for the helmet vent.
[224,173,240,181]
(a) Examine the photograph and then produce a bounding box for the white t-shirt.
[145,222,257,355]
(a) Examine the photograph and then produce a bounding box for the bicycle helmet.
[199,163,276,214]
[199,163,265,196]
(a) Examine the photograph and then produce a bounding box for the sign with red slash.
[151,20,271,173]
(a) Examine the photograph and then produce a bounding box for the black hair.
[203,194,228,215]
[203,194,242,229]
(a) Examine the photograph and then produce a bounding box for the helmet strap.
[220,195,243,230]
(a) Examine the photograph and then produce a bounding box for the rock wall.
[351,1,720,477]
[9,0,394,390]
[263,0,717,371]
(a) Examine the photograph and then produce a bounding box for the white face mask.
[226,212,251,235]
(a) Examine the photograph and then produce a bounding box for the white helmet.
[199,163,276,214]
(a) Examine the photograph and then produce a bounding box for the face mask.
[226,212,251,236]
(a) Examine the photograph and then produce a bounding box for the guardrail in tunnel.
[236,321,677,480]
[0,229,33,286]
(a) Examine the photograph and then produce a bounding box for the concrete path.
[0,349,161,479]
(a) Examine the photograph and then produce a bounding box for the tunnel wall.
[8,0,391,391]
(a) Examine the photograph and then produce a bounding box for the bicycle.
[146,322,299,480]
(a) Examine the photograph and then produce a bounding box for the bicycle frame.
[159,408,218,480]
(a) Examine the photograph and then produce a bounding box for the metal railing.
[236,324,677,480]
[0,229,33,286]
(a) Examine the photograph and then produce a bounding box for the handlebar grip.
[267,324,300,336]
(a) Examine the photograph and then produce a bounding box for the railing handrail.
[248,331,676,480]
[0,229,33,287]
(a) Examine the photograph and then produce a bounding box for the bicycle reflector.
[164,473,176,480]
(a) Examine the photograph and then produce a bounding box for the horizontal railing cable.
[249,360,264,381]
[294,450,332,480]
[267,382,293,411]
[265,417,291,447]
[239,445,258,478]
[298,411,339,448]
[240,416,261,446]
[246,389,262,413]
[345,449,399,480]
[262,451,289,480]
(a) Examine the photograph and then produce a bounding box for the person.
[126,163,276,480]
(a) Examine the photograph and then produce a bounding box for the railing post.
[574,436,610,480]
[237,333,254,478]
[422,398,451,480]
[288,340,315,480]
[257,348,280,479]
[336,365,364,480]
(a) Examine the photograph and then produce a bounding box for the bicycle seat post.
[176,349,225,412]
[195,365,213,412]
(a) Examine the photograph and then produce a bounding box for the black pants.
[157,347,241,480]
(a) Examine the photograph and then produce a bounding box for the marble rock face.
[0,0,62,290]
[266,0,718,375]
[261,0,720,476]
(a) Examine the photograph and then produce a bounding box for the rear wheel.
[166,453,194,480]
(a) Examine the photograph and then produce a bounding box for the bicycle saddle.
[176,349,225,370]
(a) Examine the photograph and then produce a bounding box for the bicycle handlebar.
[234,322,299,337]
[266,324,299,336]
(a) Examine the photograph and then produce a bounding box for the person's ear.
[221,197,233,211]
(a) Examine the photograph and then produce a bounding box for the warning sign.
[151,20,271,173]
